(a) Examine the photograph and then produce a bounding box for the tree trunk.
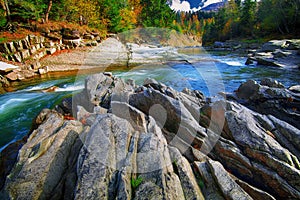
[1,0,11,22]
[44,0,53,23]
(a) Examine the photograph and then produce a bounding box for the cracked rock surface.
[0,73,299,199]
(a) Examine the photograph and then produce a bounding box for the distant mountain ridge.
[201,1,226,12]
[169,0,226,12]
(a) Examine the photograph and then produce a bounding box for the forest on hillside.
[174,0,300,44]
[0,0,299,43]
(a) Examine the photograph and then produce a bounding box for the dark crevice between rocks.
[191,163,205,194]
[193,161,226,200]
[108,171,119,200]
[0,137,27,191]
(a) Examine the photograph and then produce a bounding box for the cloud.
[170,0,224,12]
[170,0,192,12]
[202,0,223,8]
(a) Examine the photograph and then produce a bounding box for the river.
[0,49,299,151]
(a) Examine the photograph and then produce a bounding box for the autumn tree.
[128,0,143,26]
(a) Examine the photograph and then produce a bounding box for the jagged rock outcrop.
[245,39,300,68]
[231,78,300,129]
[200,100,300,199]
[0,73,299,199]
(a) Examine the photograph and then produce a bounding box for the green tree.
[257,0,300,35]
[140,0,175,27]
[240,0,257,36]
[0,0,10,23]
[9,0,47,21]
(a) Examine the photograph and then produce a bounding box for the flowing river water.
[0,49,299,150]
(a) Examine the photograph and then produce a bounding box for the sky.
[170,0,223,12]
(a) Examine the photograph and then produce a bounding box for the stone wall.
[0,35,48,63]
[0,32,102,84]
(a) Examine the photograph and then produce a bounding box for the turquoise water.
[0,49,299,150]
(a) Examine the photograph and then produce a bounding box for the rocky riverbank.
[1,73,299,199]
[0,30,103,93]
[245,40,300,68]
[0,29,201,93]
[206,39,300,69]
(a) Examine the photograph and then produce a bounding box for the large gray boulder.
[235,79,300,129]
[2,110,83,199]
[1,73,299,200]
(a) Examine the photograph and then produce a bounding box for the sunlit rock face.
[0,73,299,200]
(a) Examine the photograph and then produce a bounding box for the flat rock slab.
[0,61,19,73]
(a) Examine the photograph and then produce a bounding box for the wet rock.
[235,79,300,129]
[55,97,73,115]
[245,57,254,65]
[245,40,300,68]
[272,49,289,58]
[214,41,224,48]
[289,85,300,93]
[31,108,57,130]
[1,73,300,200]
[256,56,284,67]
[143,77,159,85]
[260,78,284,88]
[261,40,287,52]
[236,80,260,100]
[285,40,300,50]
